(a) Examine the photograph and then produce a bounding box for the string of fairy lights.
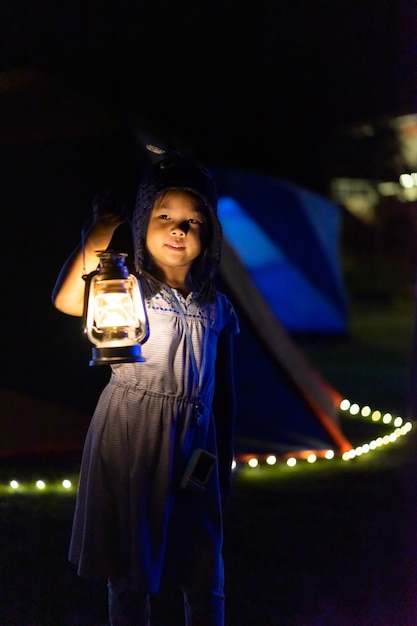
[232,397,414,470]
[0,397,414,494]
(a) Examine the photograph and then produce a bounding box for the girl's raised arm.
[52,193,127,316]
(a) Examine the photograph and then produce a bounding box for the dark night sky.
[2,1,417,412]
[2,1,417,187]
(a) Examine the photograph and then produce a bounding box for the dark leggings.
[108,582,150,626]
[107,580,224,625]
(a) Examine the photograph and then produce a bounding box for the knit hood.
[132,146,222,283]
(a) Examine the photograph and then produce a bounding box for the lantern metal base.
[89,345,146,366]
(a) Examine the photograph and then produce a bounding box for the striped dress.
[68,286,239,592]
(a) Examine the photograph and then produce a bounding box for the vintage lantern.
[83,250,149,366]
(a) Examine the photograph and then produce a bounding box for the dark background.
[2,8,417,625]
[3,1,417,188]
[2,1,417,415]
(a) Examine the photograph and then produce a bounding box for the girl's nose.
[171,221,189,235]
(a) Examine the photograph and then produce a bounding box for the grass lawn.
[1,434,416,626]
[1,248,417,625]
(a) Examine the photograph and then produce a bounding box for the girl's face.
[145,190,207,278]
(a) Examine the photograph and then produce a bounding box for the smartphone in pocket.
[180,449,217,492]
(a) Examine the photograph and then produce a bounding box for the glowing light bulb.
[399,173,414,188]
[1,398,412,492]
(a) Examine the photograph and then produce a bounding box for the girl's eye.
[155,214,203,225]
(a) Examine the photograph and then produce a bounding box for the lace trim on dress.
[147,287,217,326]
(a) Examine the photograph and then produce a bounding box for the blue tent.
[213,168,351,457]
[214,168,348,334]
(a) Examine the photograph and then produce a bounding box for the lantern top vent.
[95,250,130,279]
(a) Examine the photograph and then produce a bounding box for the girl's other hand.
[92,191,129,228]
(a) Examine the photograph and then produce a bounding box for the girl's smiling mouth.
[166,243,185,250]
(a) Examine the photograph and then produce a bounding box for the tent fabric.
[213,168,352,456]
[0,389,88,457]
[220,240,351,457]
[234,316,340,455]
[213,168,348,333]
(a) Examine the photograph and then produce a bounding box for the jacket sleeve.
[212,328,237,505]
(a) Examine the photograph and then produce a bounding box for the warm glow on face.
[146,191,206,277]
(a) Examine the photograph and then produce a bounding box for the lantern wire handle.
[80,217,93,279]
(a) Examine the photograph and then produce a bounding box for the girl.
[52,146,239,626]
